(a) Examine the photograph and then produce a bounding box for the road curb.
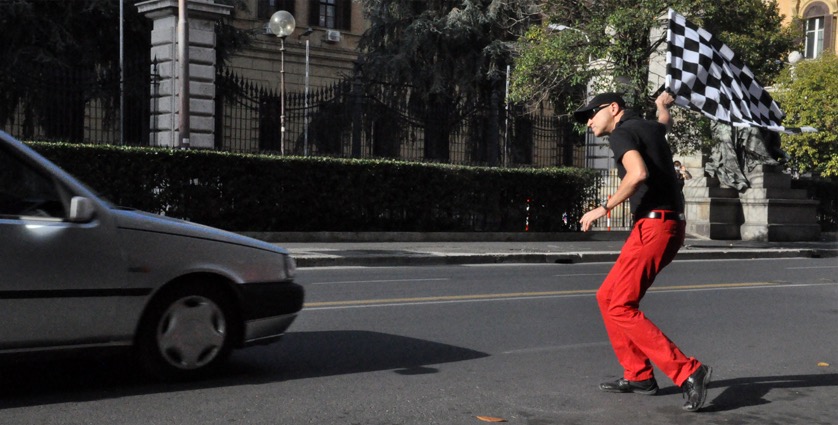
[293,248,837,268]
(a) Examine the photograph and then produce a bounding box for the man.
[673,160,692,208]
[574,92,711,412]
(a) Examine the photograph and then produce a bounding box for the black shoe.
[681,365,712,412]
[599,377,659,395]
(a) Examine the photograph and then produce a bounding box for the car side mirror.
[69,196,96,223]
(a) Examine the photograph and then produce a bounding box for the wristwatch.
[600,199,610,211]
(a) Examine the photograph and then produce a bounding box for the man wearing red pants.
[575,91,711,412]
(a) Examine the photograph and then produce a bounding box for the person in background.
[673,160,692,191]
[574,91,711,412]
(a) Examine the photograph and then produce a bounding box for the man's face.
[587,103,616,137]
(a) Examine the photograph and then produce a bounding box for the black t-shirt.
[608,111,684,215]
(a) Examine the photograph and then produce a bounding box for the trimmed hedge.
[791,177,838,232]
[30,142,599,232]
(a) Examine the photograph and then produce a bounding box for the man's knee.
[605,303,641,323]
[596,287,609,310]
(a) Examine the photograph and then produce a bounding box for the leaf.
[475,416,507,422]
[817,362,830,367]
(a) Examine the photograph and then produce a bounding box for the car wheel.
[137,283,240,380]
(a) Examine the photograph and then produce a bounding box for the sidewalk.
[257,232,838,268]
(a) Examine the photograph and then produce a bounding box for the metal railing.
[594,168,632,231]
[2,63,586,170]
[214,68,587,168]
[0,59,154,146]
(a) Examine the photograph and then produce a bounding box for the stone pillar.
[137,0,232,148]
[739,164,820,241]
[682,153,743,239]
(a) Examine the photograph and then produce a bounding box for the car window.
[0,146,67,219]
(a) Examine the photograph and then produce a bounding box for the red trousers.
[596,214,700,386]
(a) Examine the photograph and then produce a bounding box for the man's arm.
[579,150,648,232]
[656,91,675,131]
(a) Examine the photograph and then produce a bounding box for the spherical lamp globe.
[269,10,296,38]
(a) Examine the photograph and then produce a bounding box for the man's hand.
[655,91,675,109]
[579,206,607,232]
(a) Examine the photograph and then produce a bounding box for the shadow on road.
[0,330,488,408]
[701,373,838,412]
[254,330,489,379]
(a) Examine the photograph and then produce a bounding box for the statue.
[704,122,789,191]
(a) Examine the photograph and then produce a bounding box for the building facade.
[776,0,837,59]
[227,0,365,93]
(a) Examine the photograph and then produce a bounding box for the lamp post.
[299,27,314,156]
[119,0,124,145]
[178,0,190,149]
[268,10,296,154]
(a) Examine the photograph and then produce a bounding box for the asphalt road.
[1,257,836,424]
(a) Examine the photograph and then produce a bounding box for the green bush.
[30,142,598,232]
[791,177,838,232]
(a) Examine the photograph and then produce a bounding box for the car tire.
[136,282,240,381]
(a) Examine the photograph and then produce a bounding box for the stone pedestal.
[739,164,820,241]
[137,0,232,148]
[684,178,743,239]
[682,154,743,239]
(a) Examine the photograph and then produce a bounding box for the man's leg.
[598,218,700,386]
[597,231,654,382]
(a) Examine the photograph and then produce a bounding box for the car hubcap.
[157,295,227,370]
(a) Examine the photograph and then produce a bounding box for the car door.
[0,144,132,350]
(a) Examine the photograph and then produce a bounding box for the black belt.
[637,211,685,221]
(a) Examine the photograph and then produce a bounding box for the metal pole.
[119,0,124,145]
[177,0,190,148]
[280,37,286,155]
[351,68,362,157]
[304,38,310,156]
[504,64,510,167]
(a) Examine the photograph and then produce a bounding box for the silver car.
[0,130,304,380]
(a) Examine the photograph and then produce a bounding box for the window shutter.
[259,0,296,20]
[308,0,320,27]
[279,0,295,17]
[257,0,269,19]
[339,0,352,31]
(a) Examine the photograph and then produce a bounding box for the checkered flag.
[666,9,816,134]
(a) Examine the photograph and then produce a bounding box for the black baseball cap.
[572,92,626,123]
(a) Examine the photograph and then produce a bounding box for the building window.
[258,0,296,20]
[308,0,351,31]
[805,16,825,59]
[802,2,832,60]
[318,0,336,28]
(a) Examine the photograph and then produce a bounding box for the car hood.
[111,208,289,255]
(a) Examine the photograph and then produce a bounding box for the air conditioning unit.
[325,30,341,43]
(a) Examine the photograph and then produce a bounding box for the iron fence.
[592,168,633,231]
[215,68,587,168]
[2,62,586,170]
[0,59,154,146]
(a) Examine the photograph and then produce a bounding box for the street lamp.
[268,10,296,154]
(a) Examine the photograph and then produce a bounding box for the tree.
[772,54,838,177]
[0,0,251,143]
[700,0,799,86]
[509,0,798,153]
[0,0,150,141]
[358,0,540,162]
